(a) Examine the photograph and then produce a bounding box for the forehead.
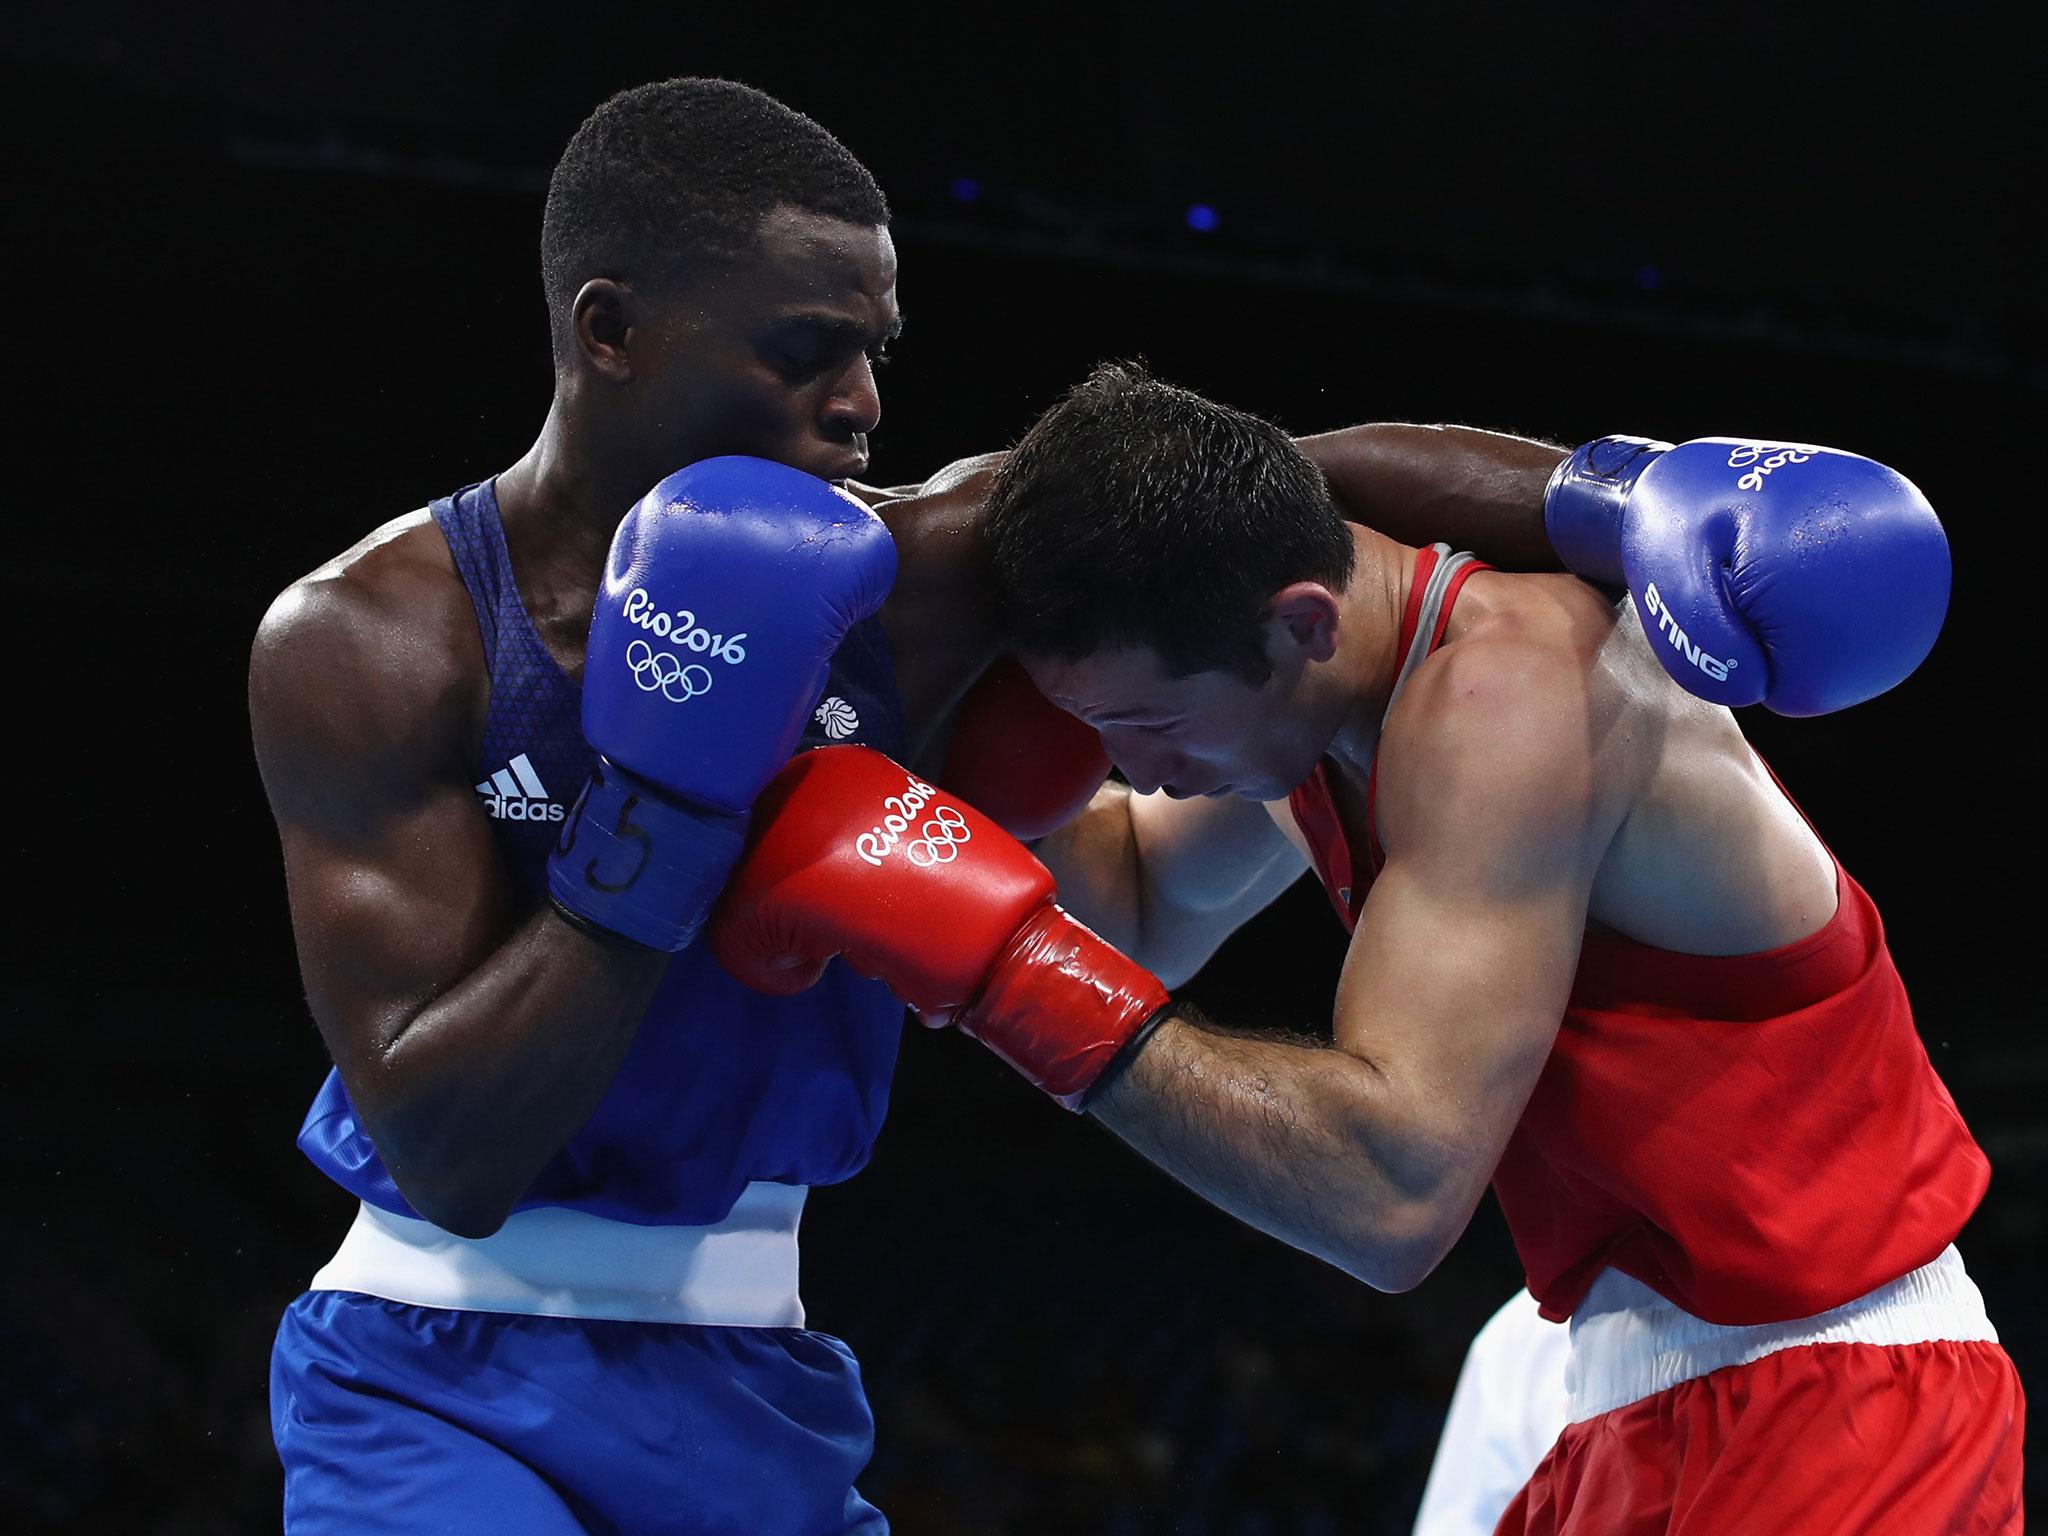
[1025,647,1218,721]
[733,205,899,314]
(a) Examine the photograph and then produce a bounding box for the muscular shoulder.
[250,511,485,825]
[1375,577,1638,880]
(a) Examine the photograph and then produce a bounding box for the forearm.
[361,910,669,1236]
[1299,424,1567,570]
[1089,1007,1467,1291]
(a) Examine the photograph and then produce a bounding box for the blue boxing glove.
[549,456,897,949]
[1544,435,1951,715]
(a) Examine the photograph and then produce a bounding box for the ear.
[569,278,637,382]
[1267,582,1340,665]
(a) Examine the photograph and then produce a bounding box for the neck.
[1320,526,1420,784]
[495,386,664,594]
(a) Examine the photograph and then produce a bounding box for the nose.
[823,354,881,440]
[1108,734,1180,798]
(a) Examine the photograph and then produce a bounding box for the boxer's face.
[626,206,901,483]
[1026,580,1347,801]
[1027,641,1334,804]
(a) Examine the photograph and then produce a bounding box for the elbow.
[1322,1091,1486,1292]
[358,1100,520,1240]
[1339,1236,1447,1295]
[1351,1238,1449,1295]
[388,1167,517,1240]
[1332,1199,1464,1295]
[437,1209,513,1241]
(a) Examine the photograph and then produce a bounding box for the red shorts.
[1496,1337,2024,1535]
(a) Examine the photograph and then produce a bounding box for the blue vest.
[296,479,907,1226]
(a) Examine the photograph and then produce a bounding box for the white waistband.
[1564,1245,1997,1423]
[308,1183,807,1327]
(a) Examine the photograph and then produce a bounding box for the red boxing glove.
[710,746,1168,1109]
[940,656,1112,840]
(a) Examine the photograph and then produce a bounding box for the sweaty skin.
[251,199,1572,1237]
[1028,524,1838,1292]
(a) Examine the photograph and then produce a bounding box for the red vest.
[1288,547,1988,1325]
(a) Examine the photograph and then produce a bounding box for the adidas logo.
[475,753,566,822]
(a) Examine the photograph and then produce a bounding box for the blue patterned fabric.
[295,478,908,1227]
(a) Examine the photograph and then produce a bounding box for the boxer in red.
[711,364,2024,1532]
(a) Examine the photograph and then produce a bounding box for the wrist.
[955,904,1171,1111]
[546,758,750,952]
[546,892,664,952]
[1075,1002,1176,1112]
[1542,435,1672,585]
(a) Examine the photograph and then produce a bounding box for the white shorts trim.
[1564,1245,1996,1423]
[307,1183,807,1328]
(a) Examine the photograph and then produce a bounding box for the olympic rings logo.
[906,805,972,867]
[856,775,974,868]
[625,639,715,702]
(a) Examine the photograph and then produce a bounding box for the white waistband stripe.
[1564,1246,1996,1422]
[308,1183,807,1328]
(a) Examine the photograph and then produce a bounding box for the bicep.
[272,782,516,1072]
[250,580,515,1076]
[1035,785,1309,983]
[1317,849,1587,1272]
[1336,853,1585,1110]
[1032,779,1142,954]
[1130,789,1308,917]
[1126,789,1310,985]
[1331,721,1602,1199]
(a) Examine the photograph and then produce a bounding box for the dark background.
[7,2,2041,1529]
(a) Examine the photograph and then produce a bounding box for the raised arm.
[1298,423,1568,570]
[857,434,1568,569]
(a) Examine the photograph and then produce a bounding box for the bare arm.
[250,531,667,1238]
[1034,781,1308,987]
[1085,642,1611,1290]
[1300,425,1567,570]
[866,427,1567,575]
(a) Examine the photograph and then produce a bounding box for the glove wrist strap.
[1543,435,1672,585]
[546,758,749,952]
[957,904,1171,1112]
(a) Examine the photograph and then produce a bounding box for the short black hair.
[984,363,1356,683]
[540,77,890,355]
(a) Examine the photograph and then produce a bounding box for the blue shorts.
[271,1290,887,1534]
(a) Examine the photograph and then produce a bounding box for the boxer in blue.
[249,77,1924,1535]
